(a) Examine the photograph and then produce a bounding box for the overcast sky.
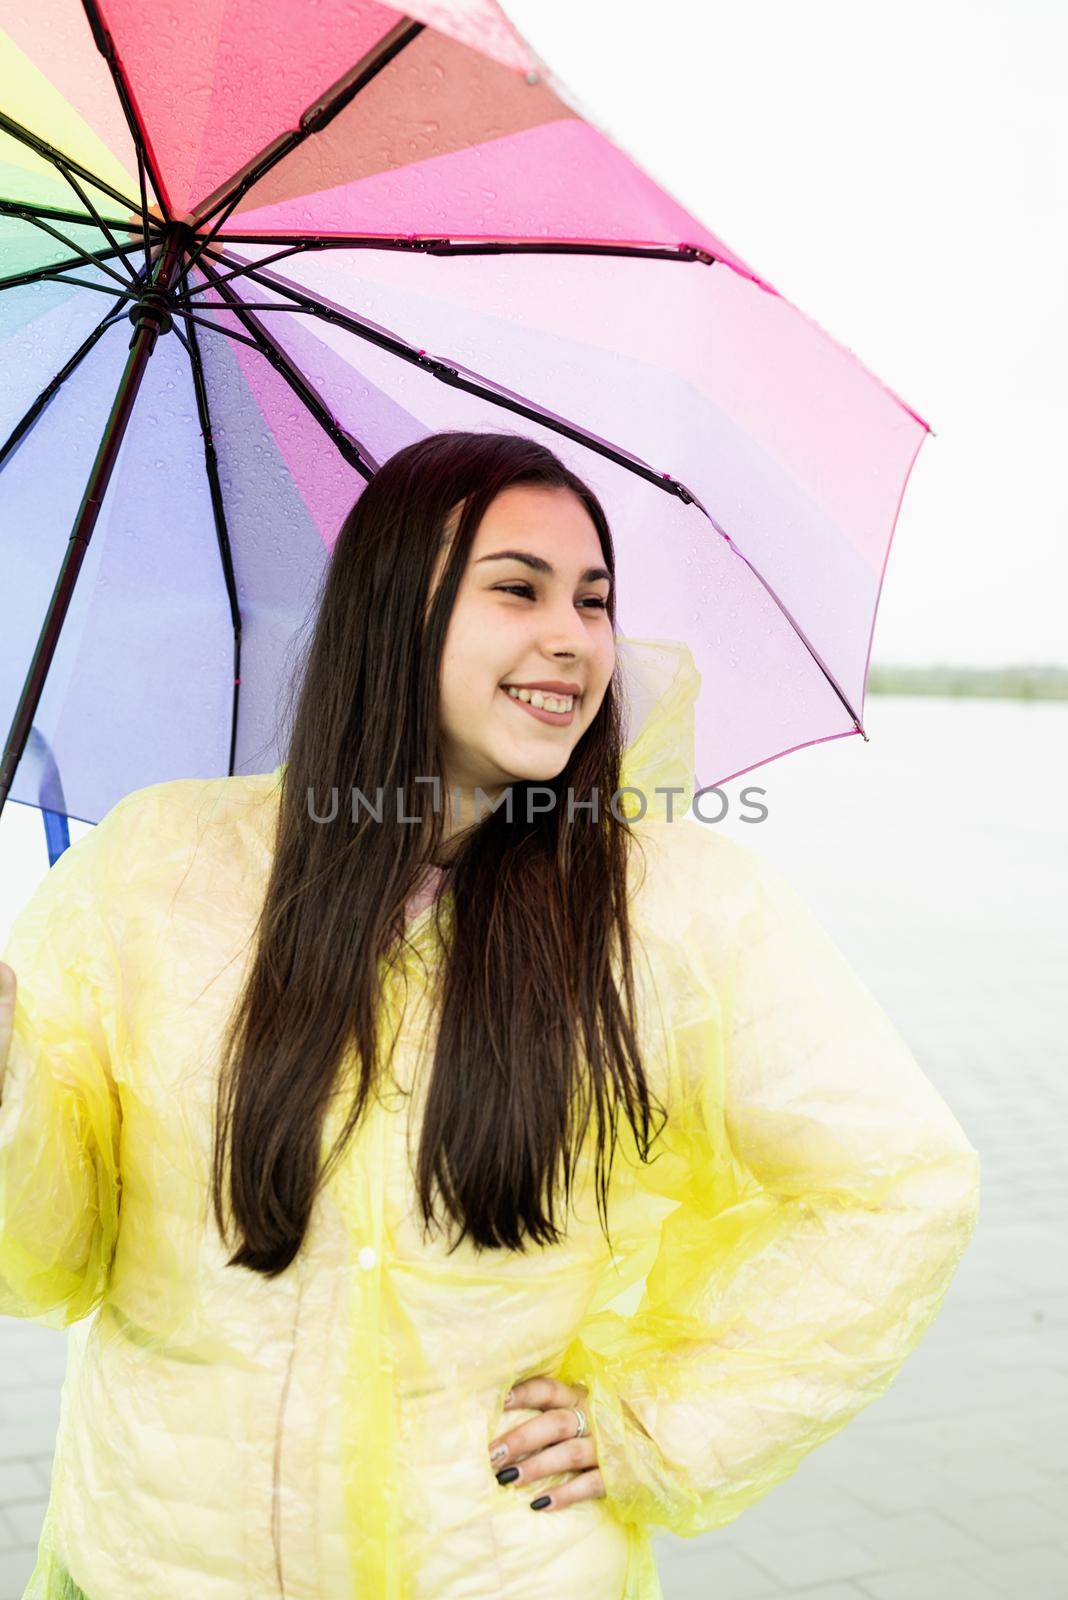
[505,0,1066,667]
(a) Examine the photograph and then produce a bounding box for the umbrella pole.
[0,225,187,821]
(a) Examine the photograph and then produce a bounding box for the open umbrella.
[0,0,930,847]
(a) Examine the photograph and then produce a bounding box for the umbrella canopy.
[0,0,930,832]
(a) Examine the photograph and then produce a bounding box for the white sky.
[504,0,1067,667]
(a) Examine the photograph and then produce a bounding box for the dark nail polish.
[530,1495,551,1510]
[496,1466,519,1485]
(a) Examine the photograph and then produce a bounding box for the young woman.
[0,430,979,1600]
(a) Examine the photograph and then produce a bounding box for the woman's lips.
[499,686,577,726]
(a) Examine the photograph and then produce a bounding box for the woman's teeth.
[504,686,574,713]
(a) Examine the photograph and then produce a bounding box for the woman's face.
[435,484,616,796]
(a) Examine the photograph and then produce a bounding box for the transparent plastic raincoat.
[0,638,980,1600]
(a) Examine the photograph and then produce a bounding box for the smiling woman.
[432,479,617,814]
[0,430,979,1600]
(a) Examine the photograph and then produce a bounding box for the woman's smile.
[499,684,580,727]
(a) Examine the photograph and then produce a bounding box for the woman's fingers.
[492,1434,598,1484]
[527,1467,605,1513]
[489,1373,603,1508]
[489,1405,587,1469]
[504,1375,586,1412]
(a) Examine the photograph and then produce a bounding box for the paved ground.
[1,696,1066,1598]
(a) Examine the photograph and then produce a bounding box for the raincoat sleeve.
[559,830,980,1536]
[0,792,139,1328]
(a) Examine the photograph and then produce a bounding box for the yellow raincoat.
[0,637,979,1600]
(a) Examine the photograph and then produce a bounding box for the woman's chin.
[456,730,576,794]
[504,733,577,770]
[489,753,571,788]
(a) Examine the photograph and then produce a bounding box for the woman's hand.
[0,962,14,1100]
[487,1374,604,1513]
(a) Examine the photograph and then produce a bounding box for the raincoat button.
[357,1246,377,1270]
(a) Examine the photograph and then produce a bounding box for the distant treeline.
[868,665,1068,700]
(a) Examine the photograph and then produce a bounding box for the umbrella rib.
[35,274,137,300]
[178,310,269,353]
[194,256,377,479]
[0,108,143,216]
[199,254,866,735]
[175,307,244,778]
[51,164,141,283]
[184,19,425,267]
[0,243,136,293]
[132,124,155,276]
[182,245,323,298]
[1,206,138,291]
[397,239,717,265]
[180,302,337,315]
[207,235,716,267]
[0,199,150,233]
[179,240,715,304]
[82,0,171,221]
[0,302,129,471]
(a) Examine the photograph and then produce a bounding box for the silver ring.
[568,1405,588,1439]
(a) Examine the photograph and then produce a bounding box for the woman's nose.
[539,606,592,658]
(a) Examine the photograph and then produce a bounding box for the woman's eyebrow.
[474,549,611,584]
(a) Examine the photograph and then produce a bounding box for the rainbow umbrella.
[0,0,930,845]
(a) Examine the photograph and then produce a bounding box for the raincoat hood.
[614,635,701,818]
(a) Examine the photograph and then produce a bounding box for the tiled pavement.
[1,697,1066,1597]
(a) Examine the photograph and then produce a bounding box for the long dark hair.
[211,430,666,1276]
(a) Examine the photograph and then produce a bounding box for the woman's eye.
[494,584,608,610]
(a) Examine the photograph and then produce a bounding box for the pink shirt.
[402,863,448,925]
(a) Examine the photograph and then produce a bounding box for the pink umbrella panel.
[0,0,930,829]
